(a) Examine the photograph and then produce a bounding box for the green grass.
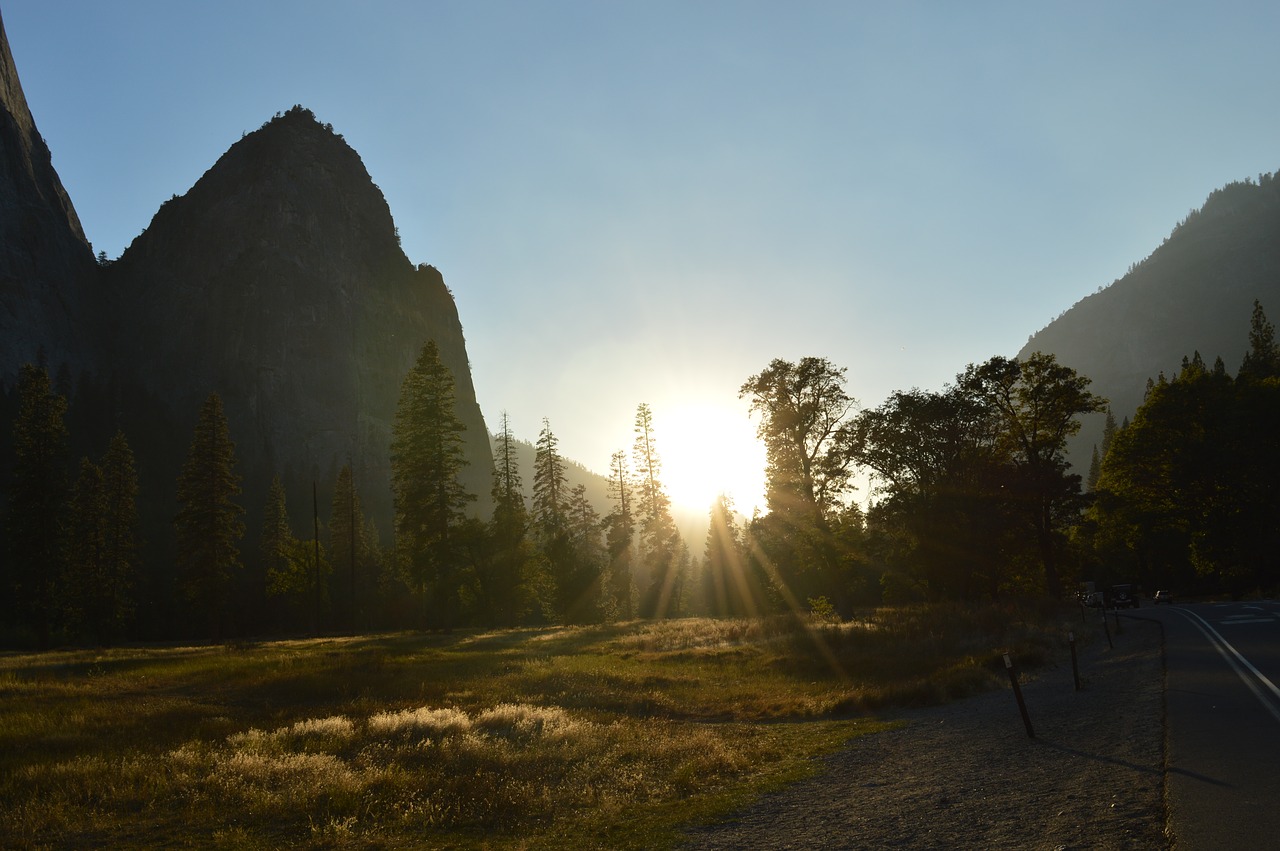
[0,603,1084,849]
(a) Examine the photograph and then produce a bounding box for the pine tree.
[561,483,606,622]
[174,393,245,638]
[6,364,70,645]
[702,494,750,617]
[604,449,635,619]
[532,418,567,539]
[391,340,474,628]
[632,403,681,618]
[483,413,533,625]
[329,464,367,629]
[63,432,140,644]
[532,419,572,620]
[1239,300,1280,380]
[64,458,107,639]
[260,474,296,622]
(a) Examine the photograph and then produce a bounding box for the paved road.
[1129,600,1280,849]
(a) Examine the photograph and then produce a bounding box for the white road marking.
[1172,608,1280,725]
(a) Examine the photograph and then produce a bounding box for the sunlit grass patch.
[0,603,1086,848]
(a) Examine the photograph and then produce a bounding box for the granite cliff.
[0,10,96,377]
[1,9,490,544]
[104,106,492,529]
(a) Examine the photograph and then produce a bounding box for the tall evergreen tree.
[174,393,245,638]
[63,432,141,644]
[97,431,140,641]
[632,403,682,618]
[391,340,474,628]
[604,449,635,619]
[6,364,70,645]
[532,419,573,620]
[483,412,534,625]
[701,494,755,617]
[329,464,368,629]
[1239,300,1280,380]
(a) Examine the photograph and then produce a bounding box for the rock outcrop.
[0,9,96,379]
[104,106,491,526]
[1,5,490,540]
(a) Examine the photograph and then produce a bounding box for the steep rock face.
[0,10,95,379]
[107,107,491,526]
[1019,175,1280,463]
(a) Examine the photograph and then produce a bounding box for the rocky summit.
[0,10,489,542]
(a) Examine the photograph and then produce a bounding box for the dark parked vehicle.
[1154,589,1173,605]
[1110,584,1140,609]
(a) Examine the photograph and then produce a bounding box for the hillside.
[1019,172,1280,463]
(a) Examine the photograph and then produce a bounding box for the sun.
[655,402,766,516]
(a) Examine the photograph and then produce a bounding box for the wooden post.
[1069,632,1081,691]
[1004,653,1034,738]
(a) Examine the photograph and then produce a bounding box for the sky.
[6,1,1280,515]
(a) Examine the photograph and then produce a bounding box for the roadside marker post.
[1113,607,1123,635]
[1069,632,1081,691]
[1101,613,1113,649]
[1003,653,1035,738]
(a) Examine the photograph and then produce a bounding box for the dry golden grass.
[0,602,1083,849]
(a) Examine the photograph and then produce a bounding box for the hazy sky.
[7,1,1280,513]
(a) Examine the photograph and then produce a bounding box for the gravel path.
[685,617,1167,850]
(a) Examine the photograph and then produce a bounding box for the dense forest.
[4,302,1276,647]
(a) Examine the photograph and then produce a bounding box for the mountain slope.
[1018,173,1280,461]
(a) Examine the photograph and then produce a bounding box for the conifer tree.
[97,431,140,641]
[604,449,636,618]
[532,418,567,539]
[1239,300,1280,380]
[483,413,533,625]
[329,464,367,628]
[561,483,606,622]
[632,403,681,618]
[6,364,70,645]
[63,432,140,644]
[532,418,572,619]
[174,393,245,638]
[391,340,473,627]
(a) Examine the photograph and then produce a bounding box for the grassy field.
[0,603,1084,849]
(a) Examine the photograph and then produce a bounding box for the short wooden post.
[1069,632,1081,691]
[1004,653,1034,738]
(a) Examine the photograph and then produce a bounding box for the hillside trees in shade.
[174,393,245,639]
[391,340,474,629]
[632,403,683,618]
[1091,305,1280,595]
[739,357,858,613]
[5,364,71,645]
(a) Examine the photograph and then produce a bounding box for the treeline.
[1082,301,1280,597]
[4,305,1277,646]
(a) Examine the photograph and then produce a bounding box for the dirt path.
[685,617,1167,850]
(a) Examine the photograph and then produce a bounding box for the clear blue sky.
[6,1,1280,512]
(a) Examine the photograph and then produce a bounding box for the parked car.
[1110,584,1140,609]
[1154,589,1173,605]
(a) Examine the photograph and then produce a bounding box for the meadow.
[0,603,1081,849]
